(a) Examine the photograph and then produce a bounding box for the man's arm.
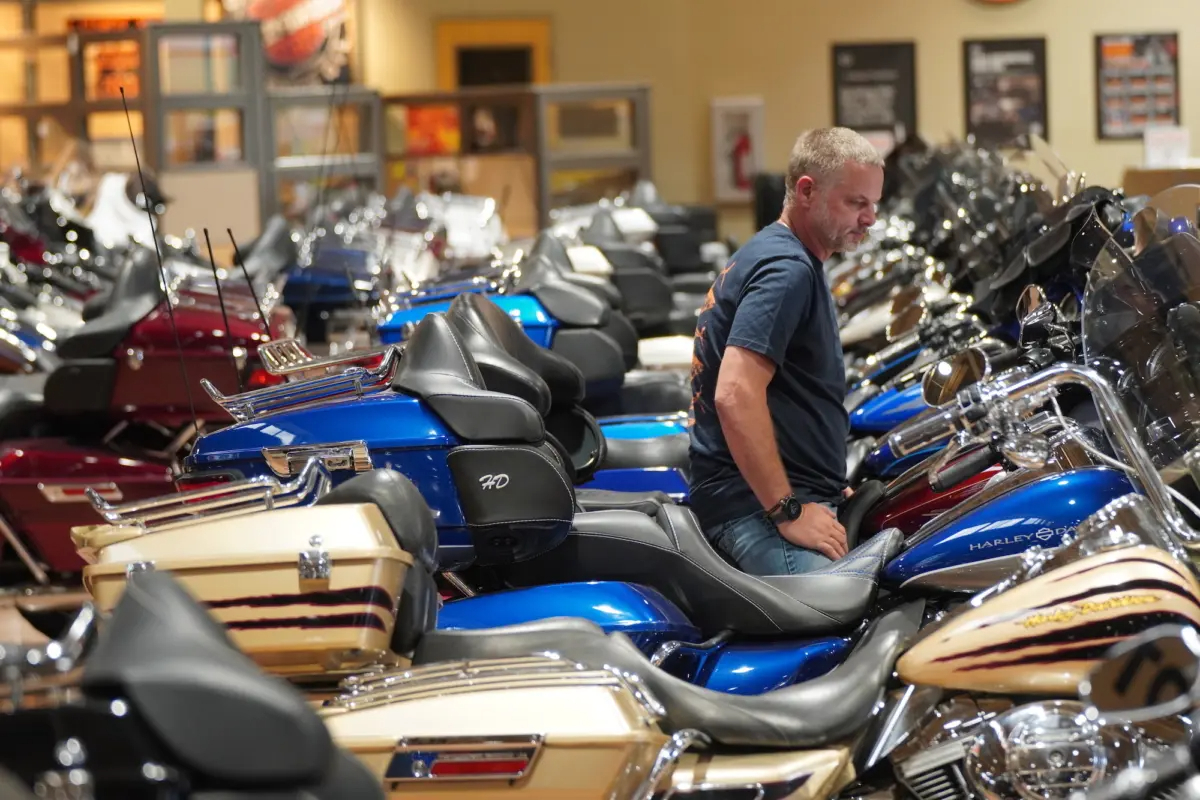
[714,345,792,510]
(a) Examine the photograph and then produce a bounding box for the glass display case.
[381,83,652,238]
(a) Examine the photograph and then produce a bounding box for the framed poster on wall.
[1095,33,1180,140]
[710,96,764,204]
[832,42,916,156]
[963,38,1048,146]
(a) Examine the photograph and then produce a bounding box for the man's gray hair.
[785,127,885,205]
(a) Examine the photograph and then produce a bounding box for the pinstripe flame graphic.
[897,545,1200,695]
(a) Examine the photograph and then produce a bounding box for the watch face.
[785,497,802,520]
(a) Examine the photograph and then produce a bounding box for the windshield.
[1081,184,1200,468]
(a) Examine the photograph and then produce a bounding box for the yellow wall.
[360,0,1200,240]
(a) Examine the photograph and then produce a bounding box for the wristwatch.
[766,493,802,523]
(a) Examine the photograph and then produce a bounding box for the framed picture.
[963,38,1048,146]
[832,42,917,155]
[710,96,765,204]
[1095,33,1180,141]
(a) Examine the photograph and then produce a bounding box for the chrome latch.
[299,535,330,580]
[262,440,373,478]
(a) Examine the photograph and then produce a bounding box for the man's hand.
[777,504,848,561]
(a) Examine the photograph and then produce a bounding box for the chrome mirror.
[922,347,989,406]
[1057,291,1081,323]
[1080,624,1200,723]
[887,302,928,342]
[1016,284,1056,344]
[889,285,923,316]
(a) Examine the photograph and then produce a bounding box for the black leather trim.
[446,293,585,407]
[81,572,332,786]
[413,605,919,748]
[444,297,552,415]
[447,443,575,565]
[502,507,904,637]
[190,750,383,800]
[58,248,164,360]
[602,433,689,476]
[544,406,606,484]
[43,360,116,417]
[392,314,544,444]
[574,488,673,516]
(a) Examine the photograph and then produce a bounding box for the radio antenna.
[121,87,198,434]
[202,227,243,393]
[296,78,351,342]
[226,228,272,340]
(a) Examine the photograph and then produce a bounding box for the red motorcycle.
[0,237,293,589]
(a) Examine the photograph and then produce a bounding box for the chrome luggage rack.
[201,345,402,422]
[257,337,396,382]
[85,457,332,533]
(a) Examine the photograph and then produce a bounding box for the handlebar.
[930,445,1001,493]
[889,409,960,457]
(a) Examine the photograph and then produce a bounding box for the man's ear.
[794,175,816,205]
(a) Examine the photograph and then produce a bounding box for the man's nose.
[861,206,877,227]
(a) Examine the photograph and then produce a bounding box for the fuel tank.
[598,413,689,441]
[849,383,928,435]
[379,294,556,348]
[865,463,1004,536]
[0,439,174,573]
[881,467,1135,591]
[897,544,1200,695]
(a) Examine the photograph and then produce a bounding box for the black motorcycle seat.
[81,572,332,787]
[601,432,690,476]
[413,604,919,748]
[240,214,297,282]
[315,468,438,571]
[562,270,623,308]
[579,209,626,247]
[503,504,904,637]
[391,314,545,444]
[444,298,553,415]
[446,292,586,407]
[513,237,610,328]
[618,371,691,414]
[58,248,163,360]
[574,487,674,515]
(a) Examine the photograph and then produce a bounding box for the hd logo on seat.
[479,473,510,490]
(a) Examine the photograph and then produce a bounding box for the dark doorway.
[457,46,533,87]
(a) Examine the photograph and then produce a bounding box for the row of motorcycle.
[2,134,1200,800]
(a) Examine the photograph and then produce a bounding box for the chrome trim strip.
[261,441,373,478]
[39,482,122,504]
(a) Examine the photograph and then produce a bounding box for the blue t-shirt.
[688,222,849,530]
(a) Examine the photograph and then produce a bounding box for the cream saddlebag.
[71,459,411,679]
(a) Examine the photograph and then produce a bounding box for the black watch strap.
[766,493,801,522]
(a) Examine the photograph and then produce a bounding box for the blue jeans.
[705,507,835,575]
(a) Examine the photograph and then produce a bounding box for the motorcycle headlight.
[965,701,1143,800]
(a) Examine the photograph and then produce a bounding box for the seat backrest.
[446,292,585,407]
[56,247,164,360]
[391,313,545,444]
[511,251,611,328]
[579,209,626,247]
[81,571,332,787]
[315,469,439,654]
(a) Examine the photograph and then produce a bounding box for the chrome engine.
[890,697,1190,800]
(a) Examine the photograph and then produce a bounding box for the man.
[689,127,884,575]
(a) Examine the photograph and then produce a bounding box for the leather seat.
[57,248,163,360]
[574,488,674,515]
[445,292,585,408]
[315,468,440,652]
[840,480,886,550]
[614,370,691,415]
[502,504,904,637]
[413,604,919,748]
[512,241,611,328]
[391,314,545,444]
[601,432,690,476]
[81,571,333,787]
